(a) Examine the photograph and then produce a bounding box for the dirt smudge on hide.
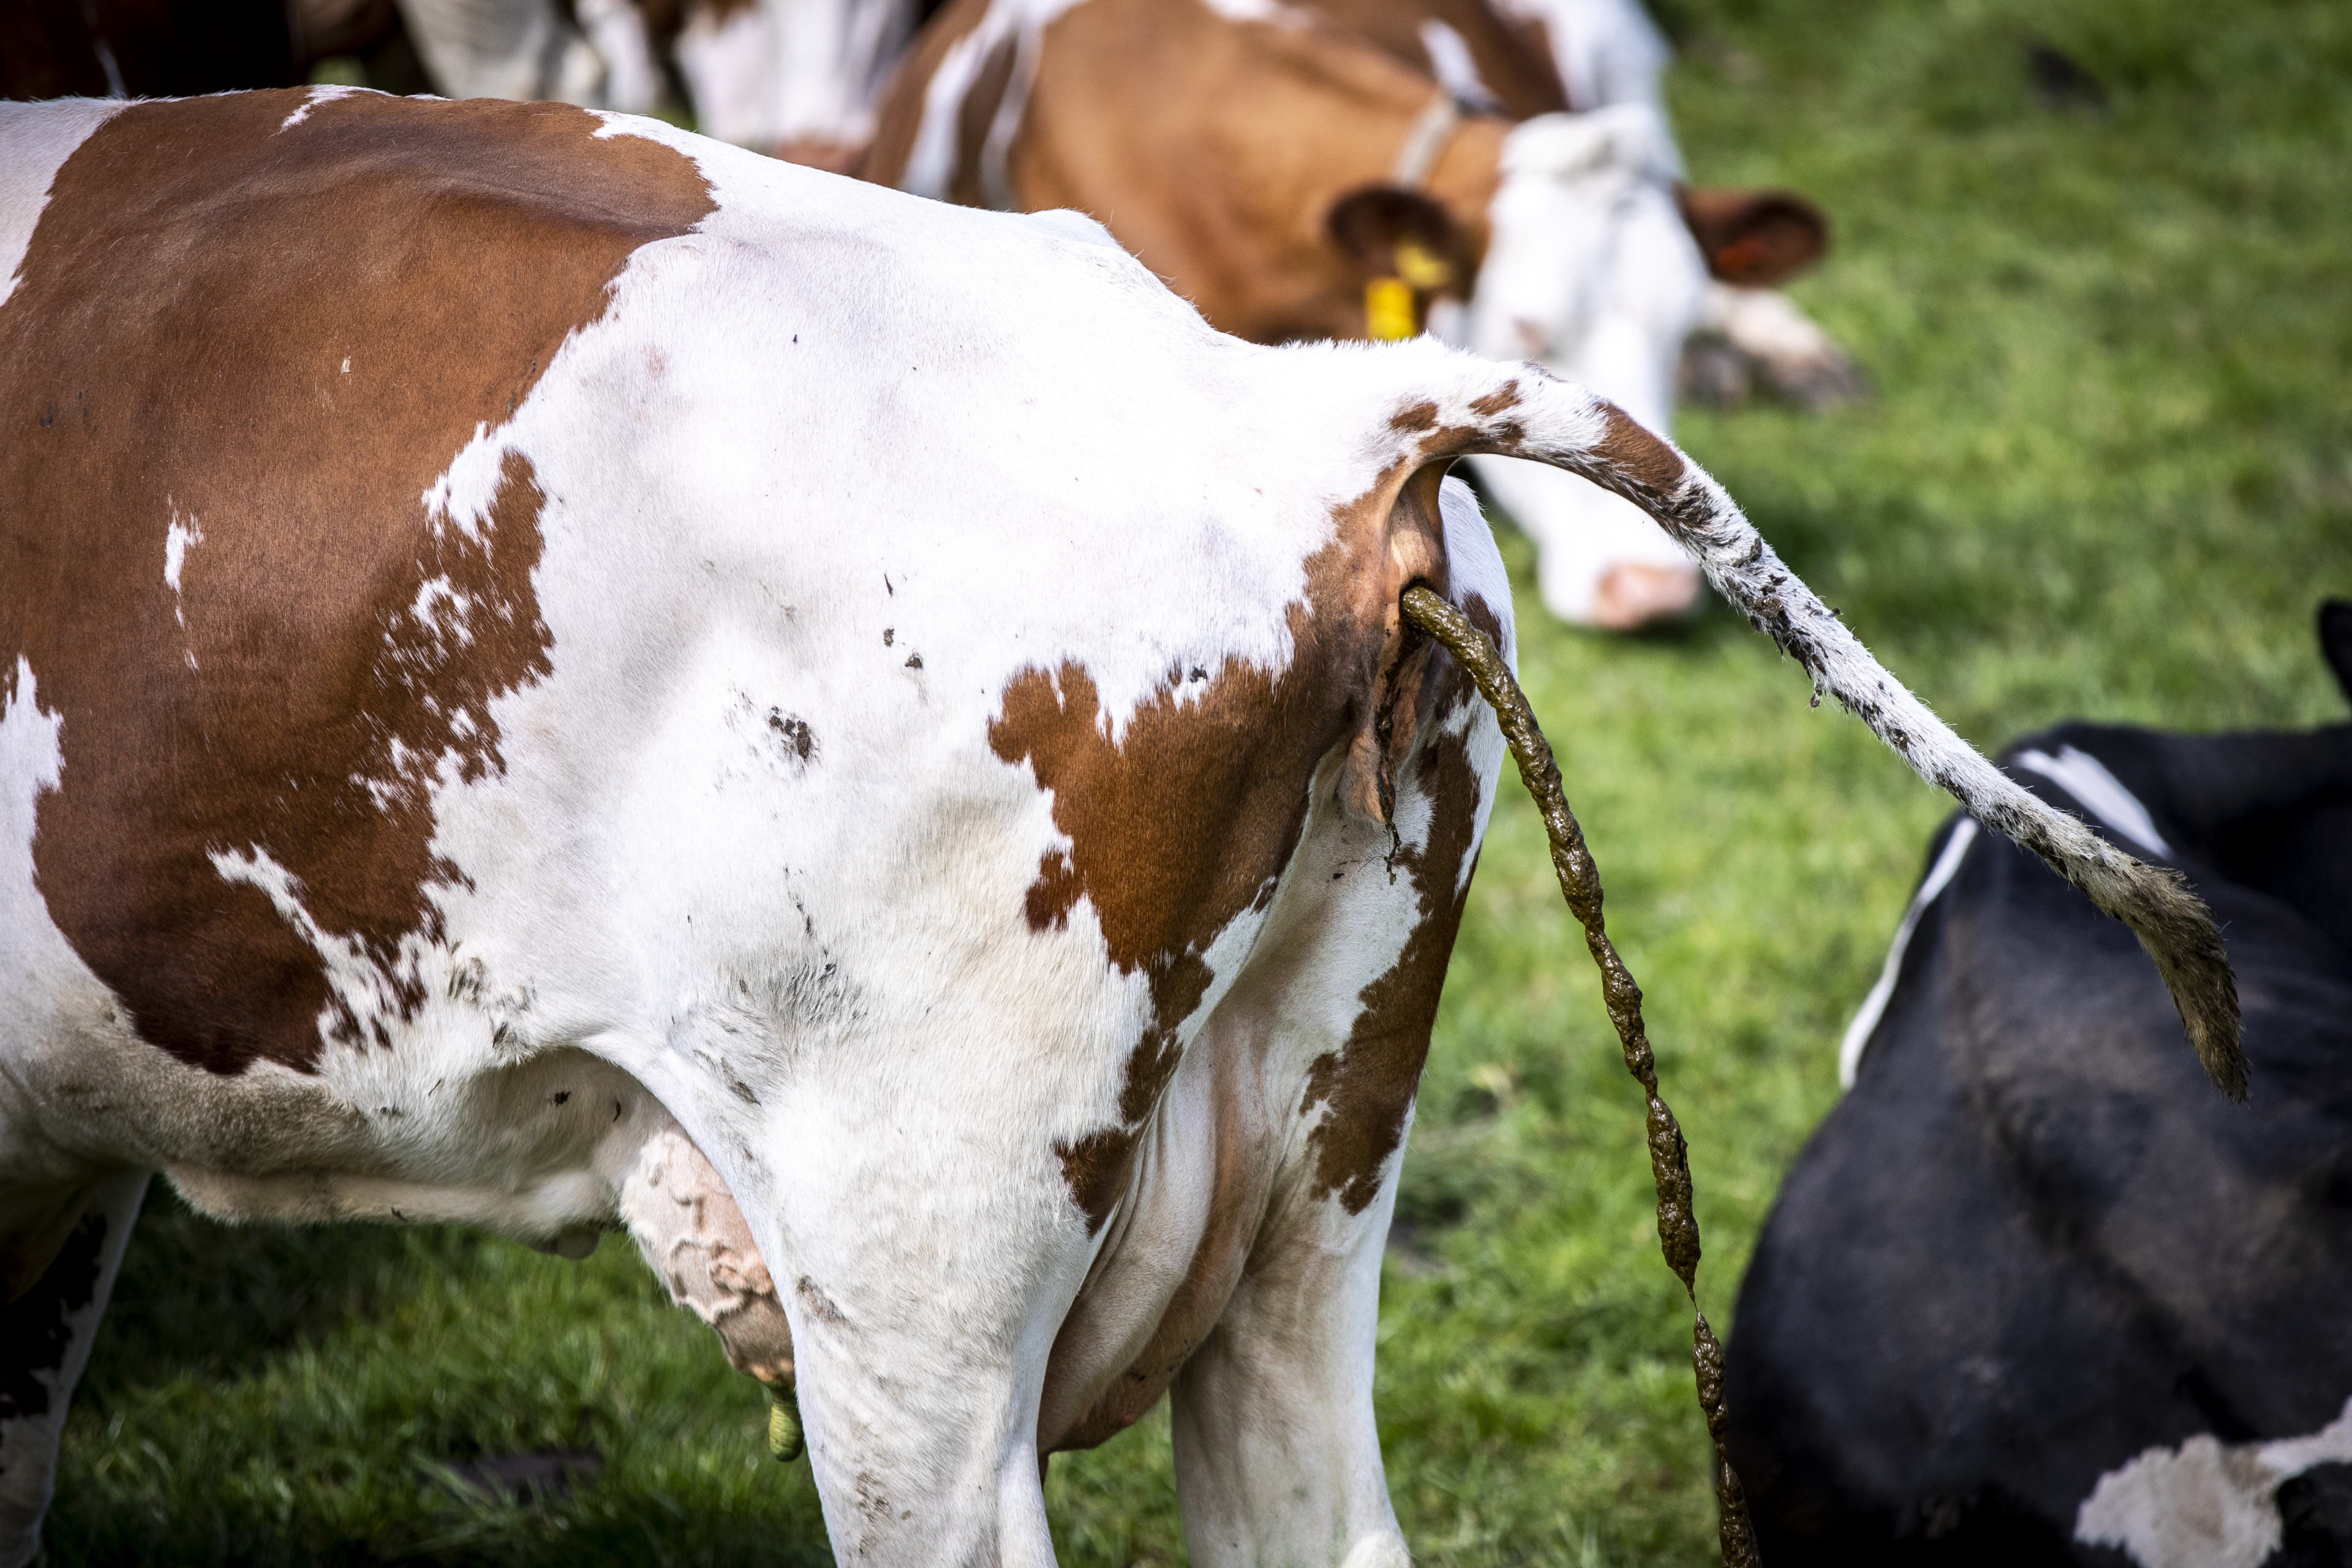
[0,91,713,1073]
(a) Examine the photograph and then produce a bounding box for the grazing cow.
[859,0,1841,630]
[1328,0,1861,404]
[0,88,2229,1567]
[1724,605,2352,1567]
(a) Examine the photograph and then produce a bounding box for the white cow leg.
[0,1171,147,1568]
[769,1129,1084,1567]
[786,1279,1063,1567]
[1169,1181,1403,1568]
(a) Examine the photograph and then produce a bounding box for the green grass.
[45,0,2352,1561]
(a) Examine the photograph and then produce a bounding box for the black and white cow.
[1725,602,2352,1567]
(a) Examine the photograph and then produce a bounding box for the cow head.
[1463,104,1708,627]
[1467,103,1703,426]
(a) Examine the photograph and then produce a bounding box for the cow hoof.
[1590,562,1703,631]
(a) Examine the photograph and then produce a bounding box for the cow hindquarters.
[0,1171,146,1568]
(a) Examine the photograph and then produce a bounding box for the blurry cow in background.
[1294,0,1863,615]
[1725,603,2352,1566]
[0,0,652,110]
[861,0,1852,628]
[0,0,915,167]
[665,0,924,168]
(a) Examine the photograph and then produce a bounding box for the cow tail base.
[1398,584,1762,1568]
[1457,367,2247,1102]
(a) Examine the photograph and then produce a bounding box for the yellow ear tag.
[1394,239,1453,291]
[1365,276,1417,341]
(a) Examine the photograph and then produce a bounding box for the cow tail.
[1449,364,2247,1099]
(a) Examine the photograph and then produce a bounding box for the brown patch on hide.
[1593,402,1691,499]
[1468,380,1521,417]
[0,91,712,1074]
[1298,697,1483,1212]
[990,647,1340,1230]
[992,445,1466,1227]
[1042,584,1499,1450]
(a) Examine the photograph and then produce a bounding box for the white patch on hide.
[279,85,369,131]
[2076,1398,2352,1568]
[2014,745,2170,859]
[0,99,125,313]
[163,508,201,626]
[1837,817,1977,1088]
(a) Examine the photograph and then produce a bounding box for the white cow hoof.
[1589,560,1703,631]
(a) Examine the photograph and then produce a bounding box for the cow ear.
[2321,599,2352,706]
[1325,185,1467,340]
[1676,186,1828,287]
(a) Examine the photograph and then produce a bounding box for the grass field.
[39,0,2352,1561]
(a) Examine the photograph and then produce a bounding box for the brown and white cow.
[1,88,2231,1567]
[858,0,1845,631]
[1297,0,1863,409]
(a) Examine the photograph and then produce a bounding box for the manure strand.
[1399,583,1761,1568]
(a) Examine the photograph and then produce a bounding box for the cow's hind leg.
[1168,1160,1404,1568]
[758,1107,1095,1567]
[0,1171,148,1568]
[1166,687,1497,1567]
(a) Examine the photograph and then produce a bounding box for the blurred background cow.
[1727,603,2352,1566]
